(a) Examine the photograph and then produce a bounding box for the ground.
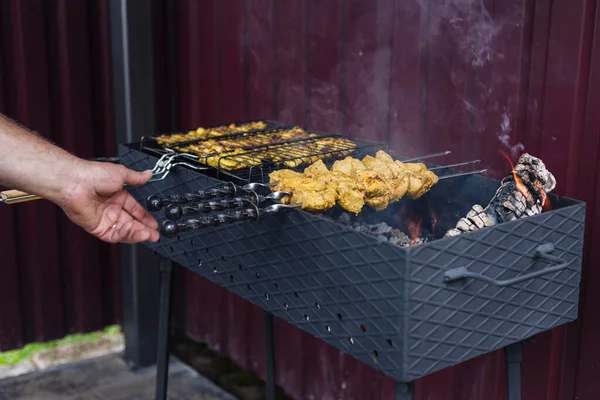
[0,353,236,400]
[0,327,293,400]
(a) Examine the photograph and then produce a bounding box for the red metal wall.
[1,1,600,399]
[0,0,121,349]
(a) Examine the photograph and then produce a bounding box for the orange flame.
[408,216,422,246]
[541,191,551,211]
[535,181,552,212]
[500,151,529,200]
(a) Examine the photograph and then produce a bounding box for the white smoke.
[497,109,525,159]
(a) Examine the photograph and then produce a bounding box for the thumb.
[121,167,153,186]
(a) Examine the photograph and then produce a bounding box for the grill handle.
[443,243,569,287]
[1,190,41,204]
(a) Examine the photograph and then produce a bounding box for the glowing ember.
[500,151,529,201]
[534,181,552,211]
[542,194,551,211]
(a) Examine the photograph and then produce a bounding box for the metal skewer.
[164,191,291,220]
[146,182,276,211]
[430,160,481,171]
[438,169,487,180]
[403,150,451,163]
[0,190,41,204]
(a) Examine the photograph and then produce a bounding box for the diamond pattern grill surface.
[119,145,586,383]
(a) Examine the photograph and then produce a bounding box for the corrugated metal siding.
[1,1,600,399]
[0,0,121,350]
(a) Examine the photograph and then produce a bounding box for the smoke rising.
[498,109,525,160]
[261,0,528,159]
[419,0,505,68]
[418,0,528,157]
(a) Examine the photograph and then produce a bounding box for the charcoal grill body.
[119,143,585,384]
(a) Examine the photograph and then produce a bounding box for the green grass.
[0,325,122,366]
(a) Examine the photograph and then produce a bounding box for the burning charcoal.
[390,228,405,238]
[377,236,389,244]
[327,211,425,248]
[525,208,538,216]
[456,218,475,232]
[338,213,352,224]
[503,197,520,215]
[369,223,393,235]
[445,228,462,237]
[444,153,556,237]
[467,212,485,229]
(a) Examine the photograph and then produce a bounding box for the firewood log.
[444,153,556,237]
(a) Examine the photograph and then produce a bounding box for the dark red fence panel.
[0,0,120,350]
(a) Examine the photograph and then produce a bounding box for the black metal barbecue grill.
[117,120,585,400]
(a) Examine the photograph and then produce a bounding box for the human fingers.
[120,166,153,187]
[122,193,158,230]
[110,217,160,244]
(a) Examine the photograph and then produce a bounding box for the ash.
[334,213,424,248]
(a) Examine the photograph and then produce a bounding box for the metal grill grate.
[210,135,381,183]
[140,123,386,184]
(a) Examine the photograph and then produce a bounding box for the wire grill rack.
[210,135,381,183]
[152,119,290,146]
[141,122,384,184]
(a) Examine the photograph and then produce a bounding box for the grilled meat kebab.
[156,121,269,145]
[157,124,357,171]
[269,150,439,214]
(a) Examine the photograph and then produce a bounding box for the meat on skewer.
[269,150,439,214]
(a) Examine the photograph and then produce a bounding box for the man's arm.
[0,114,159,244]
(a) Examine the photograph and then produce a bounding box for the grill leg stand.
[505,342,523,400]
[395,382,414,400]
[155,258,173,400]
[264,311,276,400]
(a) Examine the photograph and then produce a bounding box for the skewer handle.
[0,190,41,204]
[161,206,259,237]
[146,185,235,211]
[165,195,259,220]
[159,203,299,238]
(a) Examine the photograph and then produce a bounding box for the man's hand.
[59,161,160,244]
[0,113,159,244]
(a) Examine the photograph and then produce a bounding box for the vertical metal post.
[155,258,173,400]
[505,342,523,400]
[395,382,414,400]
[264,311,276,400]
[108,0,160,369]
